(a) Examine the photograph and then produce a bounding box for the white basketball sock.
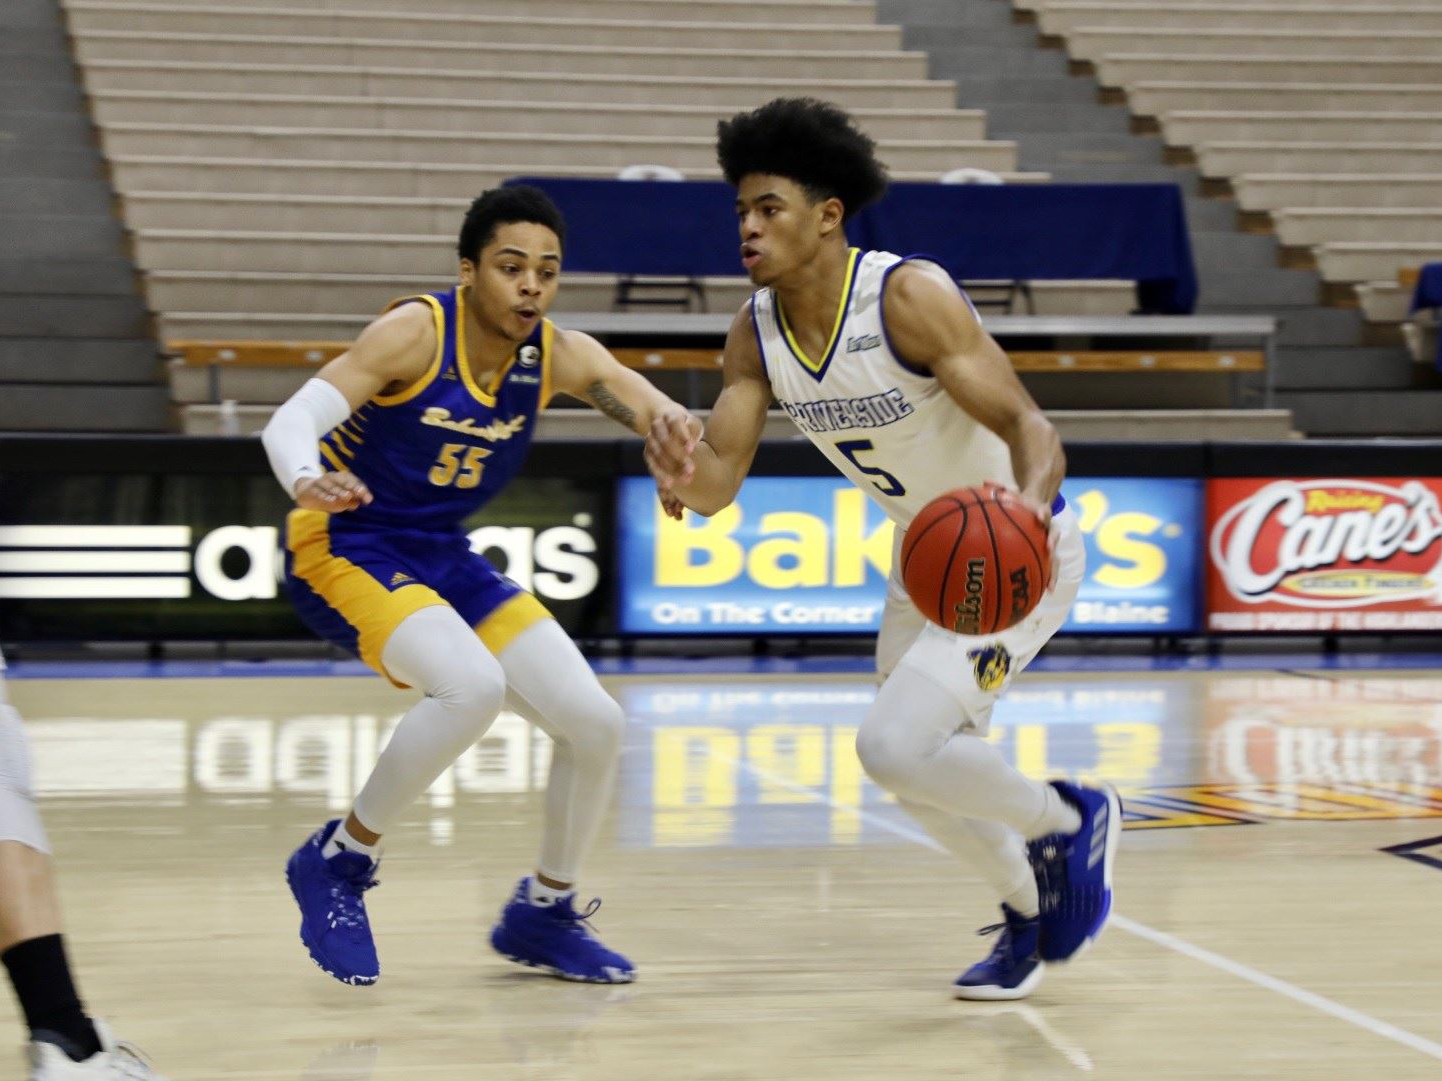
[323,820,377,862]
[526,877,575,908]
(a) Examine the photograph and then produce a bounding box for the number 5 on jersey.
[837,439,906,497]
[429,442,491,489]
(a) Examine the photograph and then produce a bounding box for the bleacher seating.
[164,314,1276,436]
[1026,0,1442,347]
[64,0,1131,373]
[58,0,1296,432]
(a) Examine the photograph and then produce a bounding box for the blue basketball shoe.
[1027,780,1122,963]
[489,877,635,984]
[952,905,1044,1000]
[285,819,381,986]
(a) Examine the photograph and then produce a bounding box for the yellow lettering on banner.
[656,503,744,586]
[1094,513,1165,589]
[830,725,863,844]
[748,512,828,588]
[833,488,894,587]
[1074,488,1108,533]
[1014,724,1049,778]
[651,727,741,847]
[747,725,825,803]
[1094,722,1162,786]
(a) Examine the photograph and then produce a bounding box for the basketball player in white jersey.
[0,651,167,1078]
[645,98,1121,999]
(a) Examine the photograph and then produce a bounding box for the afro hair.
[716,98,889,222]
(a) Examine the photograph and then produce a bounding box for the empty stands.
[1018,0,1442,431]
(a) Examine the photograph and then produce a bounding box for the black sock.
[1,934,102,1061]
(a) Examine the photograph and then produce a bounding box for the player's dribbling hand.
[1014,487,1061,592]
[294,471,373,513]
[657,486,686,522]
[644,411,702,489]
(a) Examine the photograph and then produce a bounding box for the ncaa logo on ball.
[1008,566,1033,624]
[517,345,541,368]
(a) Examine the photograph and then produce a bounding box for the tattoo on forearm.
[586,380,638,431]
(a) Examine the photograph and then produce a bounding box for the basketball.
[900,484,1051,636]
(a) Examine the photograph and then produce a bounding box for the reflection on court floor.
[18,672,1442,846]
[6,667,1442,1080]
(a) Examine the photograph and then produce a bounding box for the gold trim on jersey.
[327,427,356,458]
[374,293,445,407]
[539,319,555,408]
[456,284,545,407]
[776,247,861,377]
[319,442,346,472]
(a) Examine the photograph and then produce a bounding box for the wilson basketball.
[900,484,1051,636]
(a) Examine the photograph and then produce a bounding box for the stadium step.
[1273,308,1367,349]
[65,5,903,52]
[72,31,932,81]
[0,294,151,338]
[0,383,169,431]
[78,61,961,110]
[0,177,117,216]
[0,337,160,384]
[0,0,162,431]
[0,256,139,297]
[984,102,1134,135]
[1276,389,1442,435]
[1198,269,1321,309]
[59,0,884,25]
[1273,345,1418,390]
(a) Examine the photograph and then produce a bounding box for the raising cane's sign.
[1207,477,1442,632]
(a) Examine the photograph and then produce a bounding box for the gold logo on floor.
[1123,782,1442,830]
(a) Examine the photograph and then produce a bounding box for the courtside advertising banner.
[616,476,895,634]
[1207,477,1442,632]
[0,473,612,641]
[616,476,1203,635]
[1061,477,1202,633]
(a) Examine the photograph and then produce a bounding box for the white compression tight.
[856,666,1079,916]
[0,677,49,855]
[350,605,623,884]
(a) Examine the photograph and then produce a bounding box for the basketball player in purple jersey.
[264,186,696,987]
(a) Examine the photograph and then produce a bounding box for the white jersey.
[752,248,1015,528]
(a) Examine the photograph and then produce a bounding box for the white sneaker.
[27,1021,166,1080]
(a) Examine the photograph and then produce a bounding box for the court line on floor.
[727,755,1442,1065]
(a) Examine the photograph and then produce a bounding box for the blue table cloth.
[1409,262,1442,370]
[508,177,1198,314]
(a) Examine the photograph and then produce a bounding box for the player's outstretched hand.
[295,471,373,513]
[645,411,702,489]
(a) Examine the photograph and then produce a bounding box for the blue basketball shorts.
[283,509,551,687]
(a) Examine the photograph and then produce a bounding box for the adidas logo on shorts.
[1088,802,1108,870]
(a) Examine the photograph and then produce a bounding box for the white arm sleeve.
[261,377,354,496]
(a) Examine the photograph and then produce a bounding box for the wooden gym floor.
[3,662,1441,1079]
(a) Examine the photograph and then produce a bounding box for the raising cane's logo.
[1210,479,1442,608]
